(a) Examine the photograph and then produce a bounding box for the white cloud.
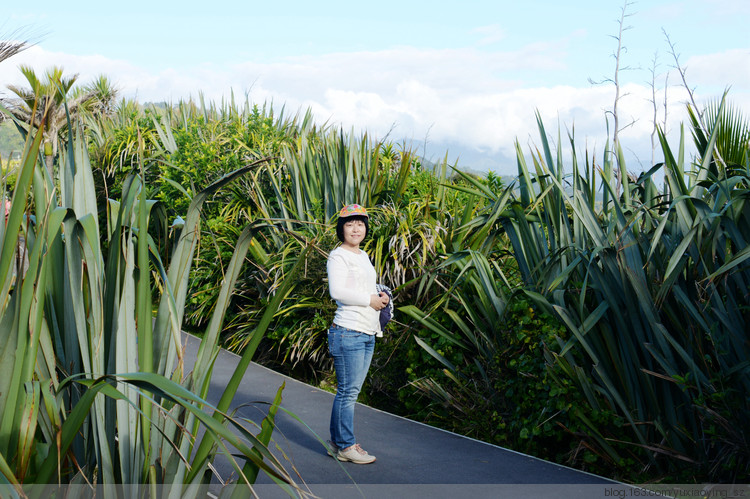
[684,48,750,105]
[1,43,746,175]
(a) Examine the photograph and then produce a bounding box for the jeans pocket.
[328,328,336,355]
[328,325,346,355]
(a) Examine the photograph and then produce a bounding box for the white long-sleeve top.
[327,246,381,336]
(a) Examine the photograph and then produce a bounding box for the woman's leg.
[328,326,375,448]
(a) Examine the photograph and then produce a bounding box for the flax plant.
[273,129,415,225]
[401,250,512,375]
[482,100,750,479]
[0,97,309,495]
[221,130,425,368]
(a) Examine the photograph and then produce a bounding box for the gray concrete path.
[183,333,622,498]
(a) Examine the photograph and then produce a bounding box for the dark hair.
[336,215,369,242]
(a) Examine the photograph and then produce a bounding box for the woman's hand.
[369,292,390,311]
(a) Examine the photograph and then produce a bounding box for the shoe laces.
[353,444,368,455]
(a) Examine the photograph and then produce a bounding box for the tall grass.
[485,100,750,479]
[0,96,309,495]
[401,96,749,480]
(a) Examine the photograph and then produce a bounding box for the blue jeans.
[328,324,375,449]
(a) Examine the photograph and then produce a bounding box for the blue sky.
[3,0,749,174]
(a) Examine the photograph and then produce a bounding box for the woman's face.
[342,219,366,248]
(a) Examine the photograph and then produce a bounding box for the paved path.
[184,333,620,498]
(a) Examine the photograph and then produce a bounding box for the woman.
[326,204,389,464]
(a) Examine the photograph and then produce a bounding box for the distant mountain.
[405,137,517,177]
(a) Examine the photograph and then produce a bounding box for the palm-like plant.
[688,97,750,174]
[4,66,119,179]
[4,66,80,178]
[76,74,120,118]
[0,27,33,69]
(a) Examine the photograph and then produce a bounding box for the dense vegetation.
[0,62,309,493]
[89,94,750,483]
[2,58,749,488]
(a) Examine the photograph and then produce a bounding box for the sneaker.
[327,440,369,457]
[336,444,376,464]
[326,440,339,457]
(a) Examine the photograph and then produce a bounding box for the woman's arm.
[327,252,371,306]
